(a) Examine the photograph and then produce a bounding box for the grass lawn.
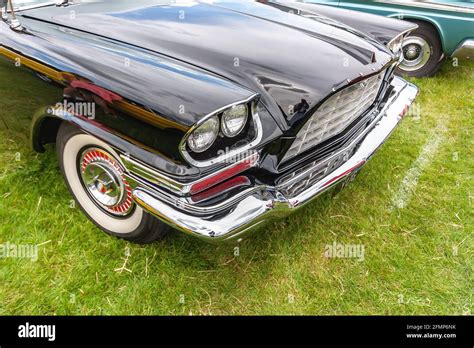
[0,58,472,315]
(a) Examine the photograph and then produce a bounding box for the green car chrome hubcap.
[399,36,432,72]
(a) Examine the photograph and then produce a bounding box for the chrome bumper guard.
[132,77,418,242]
[452,39,474,60]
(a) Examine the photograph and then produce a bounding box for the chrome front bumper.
[452,39,474,60]
[131,77,419,243]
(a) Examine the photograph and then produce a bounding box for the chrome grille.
[277,141,358,198]
[283,71,385,162]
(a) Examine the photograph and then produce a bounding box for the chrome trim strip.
[121,151,260,196]
[120,155,187,193]
[128,170,267,216]
[375,0,474,14]
[179,94,263,168]
[132,77,419,242]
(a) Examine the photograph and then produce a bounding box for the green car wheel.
[397,21,444,77]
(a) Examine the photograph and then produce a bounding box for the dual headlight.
[187,103,249,153]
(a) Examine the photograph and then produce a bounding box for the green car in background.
[282,0,474,77]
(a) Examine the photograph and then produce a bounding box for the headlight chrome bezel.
[186,115,220,153]
[221,104,249,138]
[389,35,404,56]
[180,94,262,167]
[388,29,415,63]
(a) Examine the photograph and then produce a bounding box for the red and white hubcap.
[79,148,133,216]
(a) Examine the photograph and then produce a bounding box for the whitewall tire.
[57,123,169,244]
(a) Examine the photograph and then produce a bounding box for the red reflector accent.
[400,105,410,118]
[322,161,366,188]
[190,154,258,195]
[191,176,251,203]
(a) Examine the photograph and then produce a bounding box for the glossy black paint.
[0,0,409,182]
[23,0,395,130]
[269,1,417,46]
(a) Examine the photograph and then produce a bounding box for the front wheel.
[57,123,170,244]
[397,21,444,78]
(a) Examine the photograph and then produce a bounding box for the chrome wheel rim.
[399,36,432,72]
[79,148,134,217]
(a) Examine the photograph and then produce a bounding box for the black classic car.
[1,0,418,243]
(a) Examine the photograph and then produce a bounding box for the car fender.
[386,13,447,54]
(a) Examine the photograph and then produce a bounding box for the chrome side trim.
[132,77,419,242]
[179,94,263,168]
[375,0,474,14]
[121,151,260,197]
[452,39,474,60]
[120,155,187,194]
[127,170,267,216]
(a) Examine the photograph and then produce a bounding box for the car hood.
[22,0,394,129]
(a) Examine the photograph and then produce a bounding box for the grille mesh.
[283,71,385,162]
[277,142,358,198]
